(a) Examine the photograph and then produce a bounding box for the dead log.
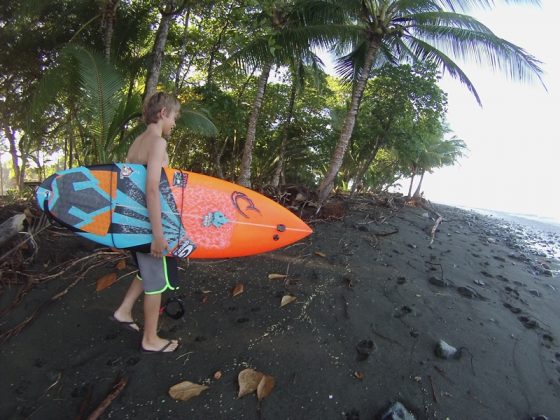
[0,213,26,247]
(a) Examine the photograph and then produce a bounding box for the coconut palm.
[228,0,326,187]
[404,134,467,198]
[307,0,544,203]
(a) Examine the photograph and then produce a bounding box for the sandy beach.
[1,196,559,419]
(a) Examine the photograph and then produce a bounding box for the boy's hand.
[151,235,169,258]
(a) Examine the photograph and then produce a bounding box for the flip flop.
[108,315,140,332]
[141,340,179,354]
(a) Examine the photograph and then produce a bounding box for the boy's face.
[161,107,179,137]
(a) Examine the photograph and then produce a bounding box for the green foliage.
[0,0,543,196]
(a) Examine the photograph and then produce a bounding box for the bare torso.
[126,131,169,166]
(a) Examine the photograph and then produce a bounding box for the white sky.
[422,0,559,220]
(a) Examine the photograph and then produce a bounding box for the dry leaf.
[213,371,222,380]
[238,369,264,398]
[168,381,209,401]
[116,259,126,270]
[315,251,326,257]
[232,283,244,297]
[268,273,287,280]
[280,295,296,307]
[354,371,365,380]
[96,272,118,291]
[257,375,275,400]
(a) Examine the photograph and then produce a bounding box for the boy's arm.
[146,137,168,257]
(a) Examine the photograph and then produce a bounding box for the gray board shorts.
[132,252,179,294]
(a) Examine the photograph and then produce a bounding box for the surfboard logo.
[173,238,196,258]
[202,211,229,228]
[231,191,261,218]
[173,171,188,188]
[120,165,133,178]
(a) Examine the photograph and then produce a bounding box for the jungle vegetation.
[0,0,543,200]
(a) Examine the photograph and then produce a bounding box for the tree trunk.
[144,4,178,100]
[213,136,228,179]
[237,62,272,187]
[412,170,425,198]
[4,125,21,191]
[173,7,191,94]
[350,141,381,198]
[206,6,232,88]
[407,173,415,198]
[101,0,119,61]
[271,73,297,187]
[317,38,379,203]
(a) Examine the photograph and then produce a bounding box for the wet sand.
[1,198,559,419]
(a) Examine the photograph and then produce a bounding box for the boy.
[111,92,181,353]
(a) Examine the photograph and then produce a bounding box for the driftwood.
[86,376,128,420]
[0,213,26,247]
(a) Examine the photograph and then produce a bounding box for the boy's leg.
[113,276,143,331]
[141,292,179,352]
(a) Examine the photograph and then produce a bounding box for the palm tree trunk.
[4,125,21,191]
[173,7,191,94]
[101,0,119,61]
[207,6,232,88]
[317,38,380,203]
[271,74,297,187]
[407,173,415,198]
[144,6,175,100]
[350,141,381,198]
[238,62,272,187]
[412,170,425,198]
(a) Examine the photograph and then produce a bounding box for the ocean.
[454,205,560,264]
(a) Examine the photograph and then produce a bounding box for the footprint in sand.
[518,315,539,329]
[503,302,522,314]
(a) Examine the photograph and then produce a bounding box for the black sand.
[1,197,559,419]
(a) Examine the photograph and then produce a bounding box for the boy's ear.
[158,107,168,119]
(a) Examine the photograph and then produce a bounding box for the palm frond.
[67,46,125,158]
[405,23,544,86]
[176,107,218,137]
[436,0,541,13]
[395,35,483,104]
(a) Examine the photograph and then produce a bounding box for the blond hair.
[142,92,181,124]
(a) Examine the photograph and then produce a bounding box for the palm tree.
[144,0,188,100]
[229,0,325,187]
[404,135,467,198]
[307,0,544,203]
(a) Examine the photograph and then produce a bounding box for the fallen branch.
[373,228,399,237]
[428,375,438,403]
[0,250,122,319]
[430,215,444,245]
[75,384,93,420]
[86,375,128,420]
[0,255,113,342]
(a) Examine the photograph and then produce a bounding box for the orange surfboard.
[35,163,312,258]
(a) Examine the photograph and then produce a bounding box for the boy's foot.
[109,313,140,332]
[141,338,180,354]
